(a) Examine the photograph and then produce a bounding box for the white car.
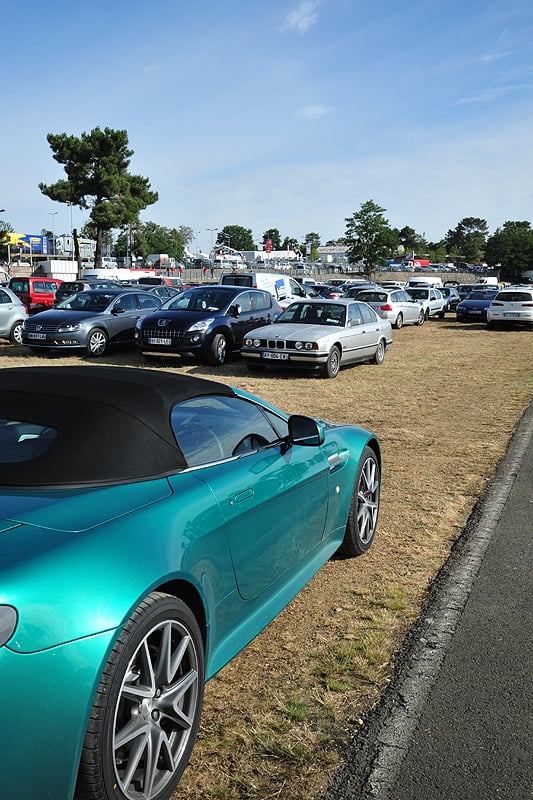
[486,286,533,329]
[406,287,445,319]
[241,298,393,378]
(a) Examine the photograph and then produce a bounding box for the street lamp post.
[206,227,218,253]
[49,211,58,256]
[0,209,8,266]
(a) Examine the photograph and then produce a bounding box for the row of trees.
[1,126,531,281]
[343,201,533,282]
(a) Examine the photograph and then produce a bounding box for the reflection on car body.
[241,298,393,378]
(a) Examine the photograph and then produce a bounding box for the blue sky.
[2,0,532,253]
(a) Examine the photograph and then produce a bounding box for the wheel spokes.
[114,619,200,799]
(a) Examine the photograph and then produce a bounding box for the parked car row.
[5,282,531,375]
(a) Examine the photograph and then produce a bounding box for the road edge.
[321,397,533,800]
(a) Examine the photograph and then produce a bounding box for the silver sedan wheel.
[322,345,341,378]
[373,338,386,364]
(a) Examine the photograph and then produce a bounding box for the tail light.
[379,303,394,311]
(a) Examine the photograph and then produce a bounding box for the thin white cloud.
[298,104,332,119]
[281,1,321,34]
[474,49,512,65]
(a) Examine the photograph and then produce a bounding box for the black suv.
[135,285,281,365]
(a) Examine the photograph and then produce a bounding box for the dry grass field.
[2,317,532,799]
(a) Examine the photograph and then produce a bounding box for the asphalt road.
[322,399,533,800]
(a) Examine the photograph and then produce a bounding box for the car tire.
[416,309,425,326]
[207,333,228,366]
[439,309,446,318]
[86,328,108,357]
[394,313,403,330]
[322,345,341,378]
[373,338,386,365]
[75,592,205,800]
[9,320,24,345]
[339,445,380,557]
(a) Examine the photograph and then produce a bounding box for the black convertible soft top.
[0,366,235,488]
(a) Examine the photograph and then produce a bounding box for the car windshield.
[56,291,116,312]
[277,302,346,326]
[407,289,429,299]
[162,288,231,312]
[466,291,494,300]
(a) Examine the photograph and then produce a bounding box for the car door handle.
[232,488,254,504]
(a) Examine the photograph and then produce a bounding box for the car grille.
[263,339,303,349]
[142,326,183,341]
[24,320,59,334]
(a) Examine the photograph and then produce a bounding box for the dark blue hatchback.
[135,285,281,365]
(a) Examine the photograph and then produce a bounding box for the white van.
[218,272,310,307]
[407,275,443,289]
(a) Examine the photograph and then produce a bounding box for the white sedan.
[241,299,393,378]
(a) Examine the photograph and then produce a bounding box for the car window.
[171,395,287,466]
[250,291,272,311]
[0,290,10,304]
[0,419,58,463]
[113,293,136,311]
[10,280,28,293]
[137,293,161,309]
[358,303,378,324]
[236,291,252,312]
[495,291,532,302]
[358,292,385,303]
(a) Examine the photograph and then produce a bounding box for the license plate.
[262,351,289,360]
[470,310,482,314]
[503,312,520,318]
[28,332,46,340]
[148,337,172,345]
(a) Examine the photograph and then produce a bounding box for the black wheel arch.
[154,578,207,649]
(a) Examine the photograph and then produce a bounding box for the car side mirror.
[229,304,241,318]
[288,415,325,447]
[112,306,125,315]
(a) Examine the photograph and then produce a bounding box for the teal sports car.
[0,365,381,800]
